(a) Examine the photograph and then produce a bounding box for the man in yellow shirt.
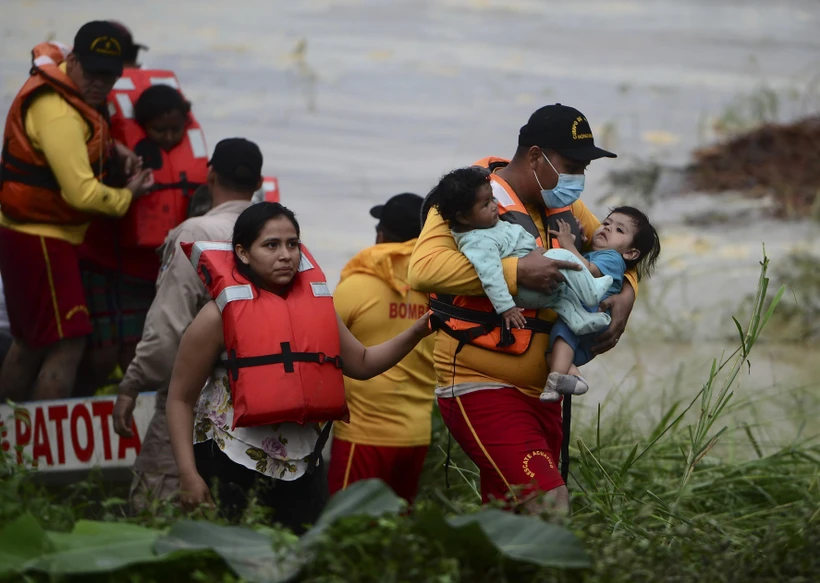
[328,193,435,503]
[0,21,154,402]
[409,104,638,512]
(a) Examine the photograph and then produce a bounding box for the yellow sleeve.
[408,207,520,296]
[570,199,639,296]
[26,92,133,217]
[333,276,364,328]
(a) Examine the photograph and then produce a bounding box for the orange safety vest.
[0,42,112,226]
[427,156,582,355]
[107,68,209,248]
[183,241,349,430]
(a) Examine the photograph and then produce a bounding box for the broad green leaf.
[155,519,303,583]
[304,478,403,543]
[451,509,590,569]
[414,506,496,562]
[415,506,589,570]
[0,513,51,575]
[33,520,161,574]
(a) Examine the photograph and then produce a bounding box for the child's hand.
[501,307,527,330]
[548,219,577,249]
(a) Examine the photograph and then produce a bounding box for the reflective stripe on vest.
[189,241,233,268]
[187,129,208,159]
[216,284,254,312]
[298,253,314,272]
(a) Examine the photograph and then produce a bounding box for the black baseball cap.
[108,21,149,64]
[208,138,263,188]
[519,104,616,161]
[370,193,424,242]
[72,21,127,76]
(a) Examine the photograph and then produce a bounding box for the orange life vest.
[183,241,349,430]
[108,68,209,249]
[427,156,582,355]
[0,42,112,226]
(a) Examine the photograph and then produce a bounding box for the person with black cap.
[112,138,260,513]
[327,193,435,503]
[0,21,154,403]
[409,104,639,514]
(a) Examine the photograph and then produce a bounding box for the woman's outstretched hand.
[414,311,434,338]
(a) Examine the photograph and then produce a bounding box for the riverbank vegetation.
[1,252,817,583]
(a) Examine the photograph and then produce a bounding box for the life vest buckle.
[316,352,343,369]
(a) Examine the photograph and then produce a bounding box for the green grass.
[2,250,819,582]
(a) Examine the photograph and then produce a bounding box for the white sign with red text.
[0,393,156,472]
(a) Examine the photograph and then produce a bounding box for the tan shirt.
[120,200,251,401]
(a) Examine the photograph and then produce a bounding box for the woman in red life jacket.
[77,85,206,394]
[166,202,431,533]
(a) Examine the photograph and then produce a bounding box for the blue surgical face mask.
[534,153,585,208]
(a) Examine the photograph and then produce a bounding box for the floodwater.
[2,0,819,436]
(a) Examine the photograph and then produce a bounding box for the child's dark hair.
[427,166,491,226]
[609,206,660,281]
[232,202,300,285]
[133,85,191,127]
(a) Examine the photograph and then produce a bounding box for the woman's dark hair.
[609,206,661,281]
[232,202,300,284]
[427,166,491,226]
[133,85,191,127]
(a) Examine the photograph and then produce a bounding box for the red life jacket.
[258,176,280,202]
[78,68,209,281]
[427,156,582,355]
[182,241,349,430]
[108,68,209,249]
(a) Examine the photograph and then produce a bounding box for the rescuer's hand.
[516,250,582,294]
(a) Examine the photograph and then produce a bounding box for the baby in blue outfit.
[429,167,660,403]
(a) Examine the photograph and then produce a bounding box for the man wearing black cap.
[410,104,638,513]
[113,138,260,512]
[327,193,435,503]
[0,21,153,403]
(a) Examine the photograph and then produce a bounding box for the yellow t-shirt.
[0,63,132,244]
[408,176,638,399]
[333,241,436,447]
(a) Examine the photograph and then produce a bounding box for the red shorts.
[0,228,91,348]
[438,387,564,505]
[327,438,429,503]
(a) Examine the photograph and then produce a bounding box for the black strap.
[219,342,344,381]
[0,143,61,191]
[429,312,492,345]
[305,420,333,476]
[560,395,571,483]
[429,297,554,335]
[148,172,203,197]
[0,166,60,191]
